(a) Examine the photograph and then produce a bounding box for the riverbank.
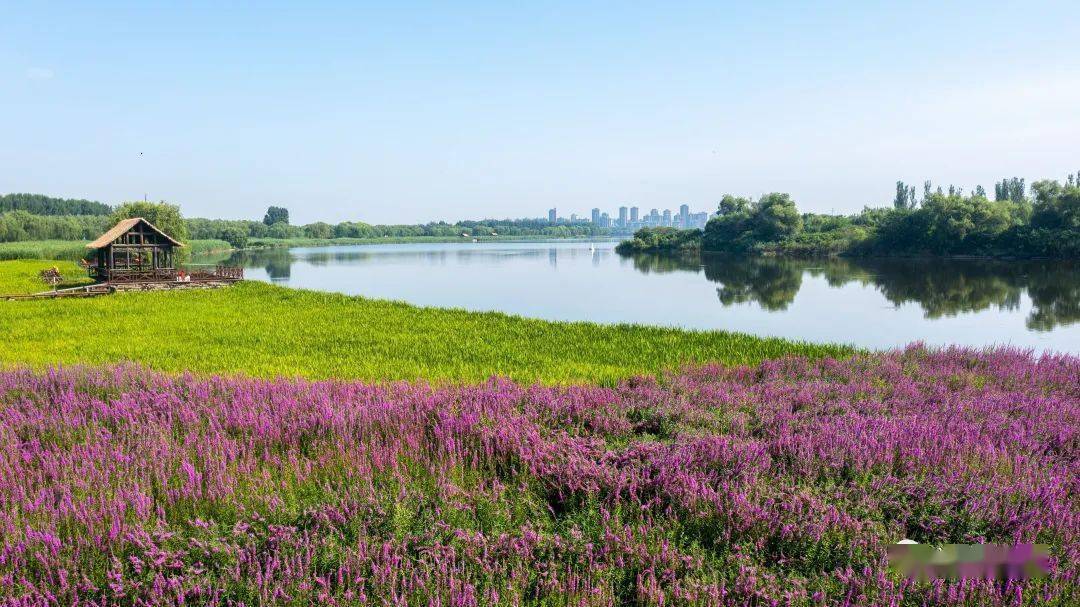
[0,260,850,384]
[617,230,1078,260]
[243,234,621,249]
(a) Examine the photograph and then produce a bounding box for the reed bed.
[0,346,1076,605]
[0,240,232,262]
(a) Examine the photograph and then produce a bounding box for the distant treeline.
[0,193,111,216]
[0,194,616,245]
[186,217,611,246]
[618,174,1080,258]
[0,211,114,243]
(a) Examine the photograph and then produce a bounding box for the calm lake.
[208,240,1080,353]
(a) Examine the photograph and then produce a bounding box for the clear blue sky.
[3,1,1078,224]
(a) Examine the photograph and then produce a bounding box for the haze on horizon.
[2,1,1079,225]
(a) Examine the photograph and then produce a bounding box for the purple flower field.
[0,346,1076,605]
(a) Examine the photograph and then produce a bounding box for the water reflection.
[624,253,1078,330]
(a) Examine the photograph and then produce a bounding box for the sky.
[2,1,1079,225]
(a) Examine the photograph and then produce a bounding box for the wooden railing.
[92,266,244,283]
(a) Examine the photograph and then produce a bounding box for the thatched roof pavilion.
[85,217,184,282]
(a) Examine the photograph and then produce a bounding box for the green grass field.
[0,259,93,294]
[0,260,852,383]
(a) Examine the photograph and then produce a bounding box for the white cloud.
[26,67,54,80]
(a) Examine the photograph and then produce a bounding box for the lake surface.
[209,240,1080,353]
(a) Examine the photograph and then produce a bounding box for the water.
[208,240,1080,353]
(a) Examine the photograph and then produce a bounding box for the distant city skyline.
[545,204,709,230]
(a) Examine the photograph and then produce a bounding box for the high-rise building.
[618,206,628,227]
[630,207,639,224]
[570,213,578,222]
[649,209,660,226]
[662,209,672,226]
[600,212,611,228]
[591,208,601,224]
[679,204,690,228]
[548,208,557,223]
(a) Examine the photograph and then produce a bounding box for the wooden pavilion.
[85,217,242,284]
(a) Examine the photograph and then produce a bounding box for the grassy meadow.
[0,260,851,383]
[0,259,92,294]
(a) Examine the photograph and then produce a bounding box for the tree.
[922,192,1015,253]
[703,196,754,252]
[303,222,333,239]
[219,226,248,249]
[893,181,917,210]
[995,177,1026,203]
[717,195,751,216]
[263,206,289,226]
[1030,179,1080,230]
[751,193,802,241]
[267,222,294,239]
[111,201,189,243]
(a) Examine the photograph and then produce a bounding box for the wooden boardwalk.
[2,284,114,301]
[2,268,243,300]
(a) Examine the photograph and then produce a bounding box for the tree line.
[0,193,111,216]
[0,197,616,245]
[620,172,1079,258]
[187,215,613,249]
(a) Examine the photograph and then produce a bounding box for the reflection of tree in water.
[626,252,1079,328]
[625,253,702,275]
[222,249,294,281]
[1024,263,1080,331]
[703,257,803,311]
[848,259,1023,319]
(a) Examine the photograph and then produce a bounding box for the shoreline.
[618,247,1074,262]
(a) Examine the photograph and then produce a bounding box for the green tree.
[111,201,189,243]
[717,194,751,216]
[921,192,1015,253]
[267,222,295,239]
[219,226,248,249]
[703,197,754,252]
[303,222,333,239]
[263,206,290,226]
[1030,179,1080,230]
[893,181,917,210]
[995,177,1026,202]
[752,193,803,241]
